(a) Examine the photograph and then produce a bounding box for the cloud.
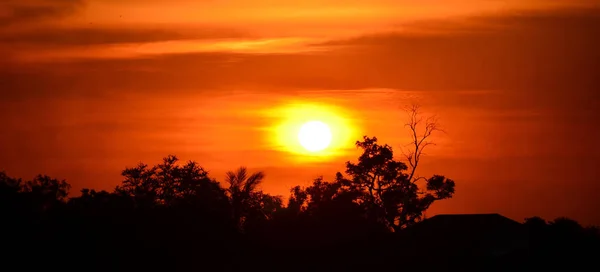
[0,26,251,47]
[312,6,600,91]
[2,2,599,224]
[0,0,84,27]
[1,6,598,109]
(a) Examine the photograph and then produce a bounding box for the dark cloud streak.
[1,6,598,111]
[0,0,84,27]
[0,26,251,46]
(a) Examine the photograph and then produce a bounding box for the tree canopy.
[1,105,597,271]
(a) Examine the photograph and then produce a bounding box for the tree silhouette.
[336,136,455,231]
[69,188,134,215]
[550,217,584,232]
[3,102,600,270]
[282,105,455,232]
[319,104,453,231]
[0,171,25,219]
[288,176,361,220]
[20,175,71,214]
[115,155,228,212]
[225,167,263,230]
[525,216,548,227]
[0,171,22,193]
[275,176,384,254]
[287,185,309,215]
[23,175,70,201]
[114,161,159,207]
[0,171,23,208]
[225,167,282,231]
[0,172,70,215]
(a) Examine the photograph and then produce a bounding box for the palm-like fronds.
[224,167,266,231]
[243,171,264,194]
[225,167,264,195]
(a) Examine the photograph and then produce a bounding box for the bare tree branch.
[402,104,442,183]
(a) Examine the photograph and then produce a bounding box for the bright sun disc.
[266,101,359,161]
[298,121,332,152]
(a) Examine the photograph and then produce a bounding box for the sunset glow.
[1,0,599,226]
[268,102,357,161]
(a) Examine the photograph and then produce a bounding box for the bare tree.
[401,104,444,184]
[306,104,454,231]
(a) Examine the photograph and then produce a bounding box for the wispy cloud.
[2,6,599,106]
[0,26,250,46]
[5,37,325,63]
[0,0,84,27]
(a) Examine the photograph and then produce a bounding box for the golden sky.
[1,0,599,225]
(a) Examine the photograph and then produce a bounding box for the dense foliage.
[1,135,598,271]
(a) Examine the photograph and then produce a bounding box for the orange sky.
[1,0,599,225]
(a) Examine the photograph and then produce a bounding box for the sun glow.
[298,121,332,152]
[267,102,359,161]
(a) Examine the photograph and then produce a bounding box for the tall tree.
[337,105,455,231]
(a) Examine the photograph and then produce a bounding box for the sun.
[263,101,360,161]
[298,121,332,152]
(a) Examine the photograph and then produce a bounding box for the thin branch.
[402,104,442,183]
[412,176,427,184]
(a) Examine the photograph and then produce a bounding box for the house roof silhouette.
[399,213,528,257]
[403,213,524,237]
[419,213,523,230]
